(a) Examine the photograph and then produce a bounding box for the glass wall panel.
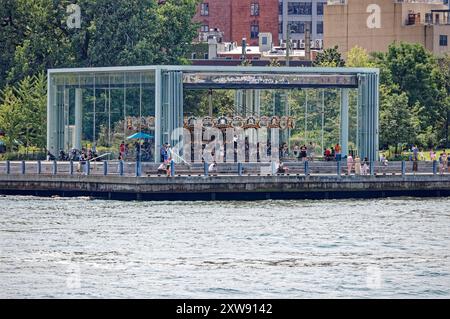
[48,70,155,161]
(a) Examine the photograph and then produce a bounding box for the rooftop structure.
[193,0,279,46]
[324,0,450,56]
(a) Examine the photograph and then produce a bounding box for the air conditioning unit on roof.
[299,39,305,49]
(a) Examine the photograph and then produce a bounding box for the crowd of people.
[44,140,450,177]
[438,150,450,175]
[48,147,100,162]
[119,140,153,162]
[289,142,344,162]
[345,154,372,176]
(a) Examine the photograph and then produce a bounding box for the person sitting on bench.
[277,161,288,174]
[157,163,166,175]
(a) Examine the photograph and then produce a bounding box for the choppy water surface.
[0,196,449,299]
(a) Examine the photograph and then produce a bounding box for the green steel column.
[304,90,308,144]
[357,72,379,162]
[56,87,64,153]
[174,71,184,151]
[75,88,83,151]
[47,76,58,155]
[245,89,253,116]
[254,90,261,116]
[340,88,349,158]
[163,71,184,150]
[234,90,243,116]
[321,90,325,153]
[155,68,162,163]
[63,88,70,151]
[208,89,213,117]
[374,72,380,161]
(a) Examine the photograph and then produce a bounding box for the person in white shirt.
[208,162,217,174]
[347,154,354,175]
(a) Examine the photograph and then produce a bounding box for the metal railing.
[0,160,447,178]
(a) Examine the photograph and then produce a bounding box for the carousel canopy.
[127,132,154,140]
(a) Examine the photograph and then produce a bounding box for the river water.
[0,196,449,299]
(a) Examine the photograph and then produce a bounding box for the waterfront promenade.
[0,160,449,200]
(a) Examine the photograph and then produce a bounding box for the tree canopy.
[313,46,345,67]
[0,0,200,151]
[373,43,449,148]
[1,0,200,86]
[0,73,47,151]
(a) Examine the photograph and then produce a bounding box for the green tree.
[0,73,47,151]
[184,90,235,117]
[373,42,448,147]
[437,54,450,147]
[379,85,419,154]
[313,46,345,67]
[346,46,374,68]
[5,1,75,84]
[0,0,28,88]
[2,0,200,83]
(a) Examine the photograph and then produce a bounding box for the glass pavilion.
[47,65,379,162]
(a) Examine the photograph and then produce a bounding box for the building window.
[250,22,259,39]
[317,21,323,34]
[200,3,209,16]
[262,36,268,45]
[288,2,312,15]
[440,35,448,46]
[251,3,260,16]
[200,25,209,32]
[279,2,283,15]
[288,21,311,34]
[317,2,325,16]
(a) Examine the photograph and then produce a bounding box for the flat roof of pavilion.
[48,65,379,74]
[48,65,379,90]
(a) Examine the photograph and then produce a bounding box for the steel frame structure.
[47,65,379,162]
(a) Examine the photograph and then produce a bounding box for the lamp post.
[285,27,293,150]
[286,26,291,67]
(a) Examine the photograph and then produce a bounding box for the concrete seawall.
[1,174,450,201]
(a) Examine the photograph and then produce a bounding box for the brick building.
[193,0,279,46]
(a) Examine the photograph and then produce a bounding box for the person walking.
[380,153,388,174]
[308,142,315,161]
[335,143,342,162]
[135,141,141,162]
[293,144,300,160]
[355,155,361,175]
[413,158,418,174]
[119,141,126,160]
[166,157,172,177]
[448,154,450,174]
[439,152,446,175]
[443,151,448,174]
[362,157,370,176]
[347,153,354,175]
[430,149,436,162]
[412,145,419,161]
[300,145,307,162]
[160,143,167,163]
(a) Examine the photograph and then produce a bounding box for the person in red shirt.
[119,141,126,159]
[335,143,342,161]
[324,148,331,161]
